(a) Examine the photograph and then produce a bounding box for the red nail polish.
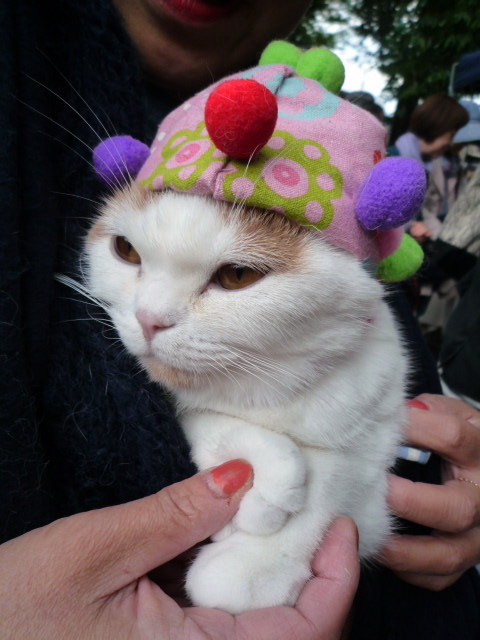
[208,460,252,497]
[355,525,360,551]
[407,399,429,411]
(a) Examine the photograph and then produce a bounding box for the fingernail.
[355,525,360,551]
[208,460,253,498]
[407,399,429,411]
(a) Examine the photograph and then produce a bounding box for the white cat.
[84,183,407,613]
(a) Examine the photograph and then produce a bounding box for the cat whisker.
[24,73,134,186]
[218,350,289,394]
[14,94,125,193]
[54,274,110,313]
[35,129,101,184]
[52,191,103,207]
[222,344,309,387]
[200,351,245,390]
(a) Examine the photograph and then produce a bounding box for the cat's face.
[85,185,383,403]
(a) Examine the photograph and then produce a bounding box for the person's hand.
[381,394,480,590]
[409,221,432,244]
[0,460,360,639]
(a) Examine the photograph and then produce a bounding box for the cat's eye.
[215,264,265,290]
[113,236,141,265]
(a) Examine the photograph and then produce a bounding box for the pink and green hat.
[93,41,426,282]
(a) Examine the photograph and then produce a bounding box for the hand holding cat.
[0,460,359,639]
[381,394,480,590]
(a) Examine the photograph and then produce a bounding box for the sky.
[339,42,398,117]
[322,14,398,117]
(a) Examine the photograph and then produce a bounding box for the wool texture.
[0,0,194,543]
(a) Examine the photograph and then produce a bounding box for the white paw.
[186,537,311,614]
[233,489,289,534]
[256,442,307,513]
[231,448,307,535]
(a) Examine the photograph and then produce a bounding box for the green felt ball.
[259,40,301,69]
[296,48,345,94]
[376,234,424,283]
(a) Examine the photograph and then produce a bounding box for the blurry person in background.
[343,90,385,122]
[391,95,467,245]
[454,99,480,195]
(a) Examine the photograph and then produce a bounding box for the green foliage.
[289,0,335,48]
[345,0,480,101]
[292,0,479,136]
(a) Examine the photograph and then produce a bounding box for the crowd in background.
[344,89,480,409]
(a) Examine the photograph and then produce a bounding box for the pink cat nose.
[136,310,174,342]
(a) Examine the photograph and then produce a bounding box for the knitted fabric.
[0,0,194,543]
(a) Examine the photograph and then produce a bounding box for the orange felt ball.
[205,79,278,159]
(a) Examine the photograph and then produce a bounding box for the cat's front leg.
[181,412,307,536]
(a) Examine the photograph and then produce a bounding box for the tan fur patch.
[145,358,200,391]
[86,183,156,245]
[217,203,309,273]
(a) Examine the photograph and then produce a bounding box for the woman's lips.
[157,0,237,24]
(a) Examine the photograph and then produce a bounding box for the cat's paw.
[232,444,307,535]
[233,489,290,534]
[186,537,311,613]
[255,438,307,513]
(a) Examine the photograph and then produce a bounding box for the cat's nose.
[136,309,174,342]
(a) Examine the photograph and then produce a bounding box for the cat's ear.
[93,136,150,187]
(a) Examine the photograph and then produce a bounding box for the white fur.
[85,189,407,613]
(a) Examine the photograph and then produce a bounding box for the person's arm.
[381,395,480,590]
[0,459,359,639]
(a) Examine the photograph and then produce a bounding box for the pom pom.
[356,157,426,231]
[376,233,424,282]
[259,41,301,69]
[205,80,278,159]
[296,48,345,94]
[93,136,150,186]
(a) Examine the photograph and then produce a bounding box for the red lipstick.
[159,0,237,24]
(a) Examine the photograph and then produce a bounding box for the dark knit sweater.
[0,0,195,541]
[1,1,479,638]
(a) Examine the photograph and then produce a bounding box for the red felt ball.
[205,79,278,159]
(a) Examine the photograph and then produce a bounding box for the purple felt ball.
[355,157,426,231]
[93,136,150,186]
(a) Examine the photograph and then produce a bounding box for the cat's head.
[85,184,383,406]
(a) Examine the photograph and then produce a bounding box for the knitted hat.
[93,41,425,282]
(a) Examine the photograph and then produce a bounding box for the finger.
[387,475,480,532]
[412,394,480,426]
[295,517,359,638]
[47,460,253,595]
[380,527,480,577]
[403,400,480,467]
[390,569,464,591]
[229,518,359,640]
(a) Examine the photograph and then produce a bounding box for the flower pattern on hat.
[222,131,342,230]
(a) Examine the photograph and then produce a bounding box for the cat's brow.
[218,204,308,271]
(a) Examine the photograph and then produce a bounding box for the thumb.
[34,460,253,594]
[295,517,359,638]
